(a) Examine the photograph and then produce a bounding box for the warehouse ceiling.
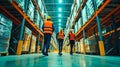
[44,0,73,33]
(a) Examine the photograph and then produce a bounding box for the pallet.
[0,52,8,56]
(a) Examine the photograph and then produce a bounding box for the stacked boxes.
[74,22,78,33]
[96,0,104,8]
[34,10,40,27]
[22,27,32,52]
[86,0,94,19]
[79,35,98,54]
[78,18,82,30]
[30,35,37,53]
[82,6,87,25]
[39,19,43,31]
[0,14,12,53]
[27,0,35,21]
[37,0,44,16]
[15,0,25,10]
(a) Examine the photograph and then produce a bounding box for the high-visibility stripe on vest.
[69,33,75,40]
[44,21,53,34]
[58,32,64,39]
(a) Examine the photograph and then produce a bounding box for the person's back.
[57,29,64,55]
[42,16,54,56]
[69,30,75,55]
[43,20,53,34]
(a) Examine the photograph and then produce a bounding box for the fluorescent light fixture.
[59,0,62,3]
[59,23,61,26]
[58,8,62,12]
[58,19,61,22]
[58,14,62,17]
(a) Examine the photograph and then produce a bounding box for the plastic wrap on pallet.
[74,22,78,33]
[78,18,82,30]
[86,0,94,19]
[27,0,35,21]
[15,0,25,10]
[82,6,87,25]
[30,35,37,53]
[34,10,40,27]
[96,0,104,8]
[39,19,43,31]
[0,14,12,53]
[37,0,42,9]
[76,0,80,10]
[22,27,32,52]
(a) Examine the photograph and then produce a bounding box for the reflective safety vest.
[44,21,53,34]
[58,32,64,39]
[69,33,75,40]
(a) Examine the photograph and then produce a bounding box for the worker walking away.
[68,29,75,55]
[57,29,64,55]
[42,16,54,56]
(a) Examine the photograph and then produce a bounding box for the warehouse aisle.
[0,53,120,67]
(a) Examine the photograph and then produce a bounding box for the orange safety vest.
[44,21,53,34]
[69,33,75,40]
[58,32,64,39]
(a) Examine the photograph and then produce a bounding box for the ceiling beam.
[50,16,68,19]
[48,11,70,13]
[45,3,72,5]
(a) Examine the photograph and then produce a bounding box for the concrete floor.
[0,53,120,67]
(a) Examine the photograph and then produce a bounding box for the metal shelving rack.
[0,0,46,55]
[65,0,120,56]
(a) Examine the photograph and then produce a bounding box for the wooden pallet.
[0,52,8,56]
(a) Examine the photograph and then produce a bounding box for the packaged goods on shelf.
[74,22,78,33]
[37,0,42,9]
[80,38,84,53]
[39,19,43,31]
[30,35,37,53]
[85,35,98,53]
[73,9,76,19]
[76,0,80,10]
[102,29,106,34]
[66,17,70,27]
[86,0,94,19]
[44,13,47,20]
[15,0,25,10]
[0,14,12,53]
[27,0,35,21]
[34,10,40,27]
[82,6,87,25]
[71,4,74,13]
[96,0,104,8]
[41,4,45,15]
[78,18,82,30]
[22,27,32,52]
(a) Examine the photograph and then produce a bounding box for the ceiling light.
[58,14,62,17]
[58,19,61,22]
[59,0,62,3]
[59,23,61,26]
[58,8,62,12]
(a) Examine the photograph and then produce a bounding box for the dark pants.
[58,39,63,54]
[42,34,52,54]
[70,40,75,54]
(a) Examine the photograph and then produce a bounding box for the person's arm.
[42,23,44,31]
[52,24,54,32]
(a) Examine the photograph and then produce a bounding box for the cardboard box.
[30,35,37,53]
[0,14,12,53]
[22,27,32,52]
[15,0,25,10]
